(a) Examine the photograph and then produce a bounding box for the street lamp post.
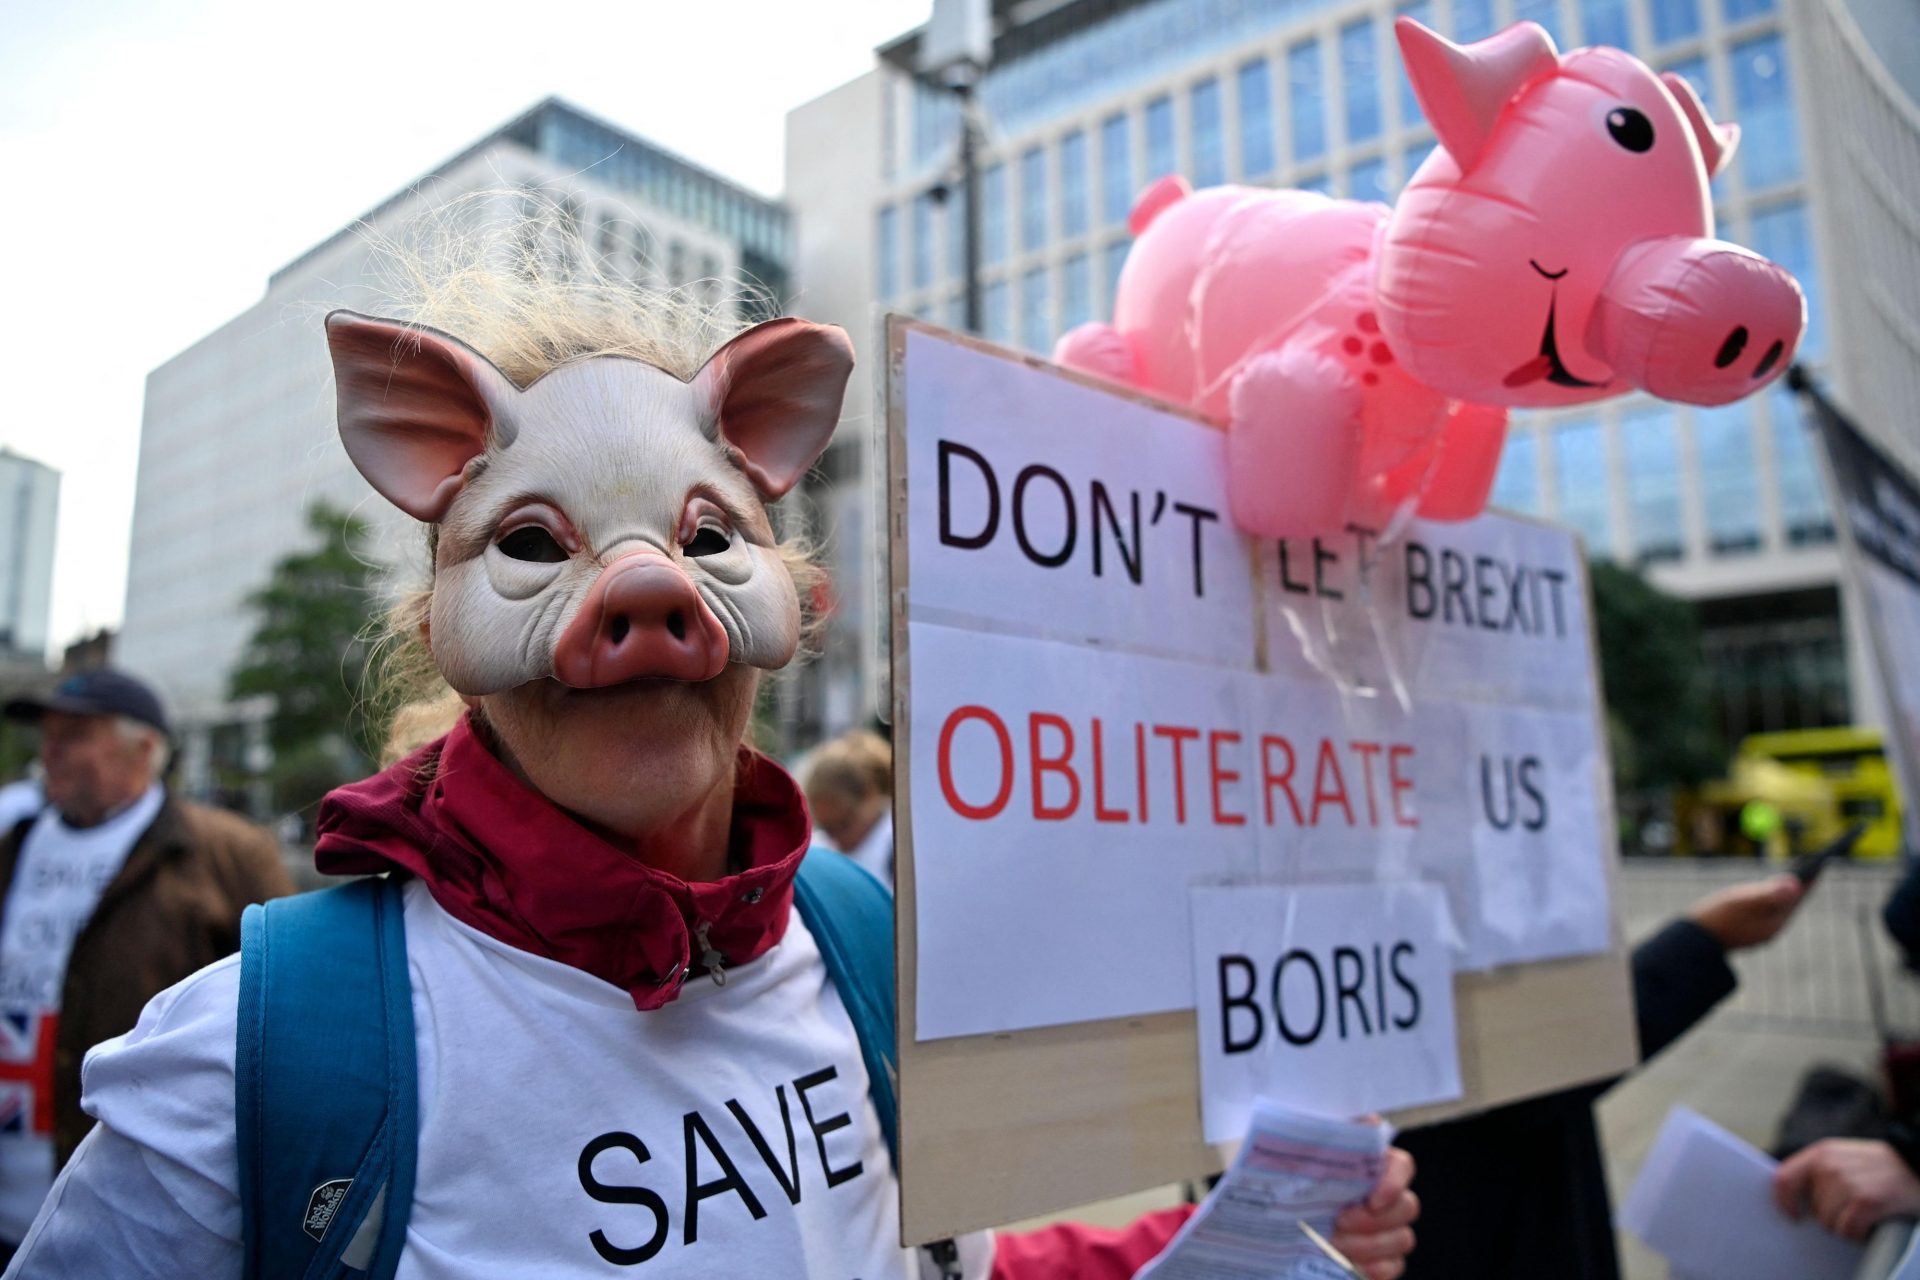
[922,0,992,333]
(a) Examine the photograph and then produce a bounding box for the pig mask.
[327,311,854,695]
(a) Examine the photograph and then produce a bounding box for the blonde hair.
[801,730,894,808]
[361,193,828,764]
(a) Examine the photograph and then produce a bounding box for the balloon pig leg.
[1416,401,1508,521]
[1053,322,1141,387]
[1226,347,1363,538]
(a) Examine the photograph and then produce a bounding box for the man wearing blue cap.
[0,669,293,1262]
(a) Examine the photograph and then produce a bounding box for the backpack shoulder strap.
[792,847,898,1163]
[236,877,417,1280]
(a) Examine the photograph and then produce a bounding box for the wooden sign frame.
[882,315,1635,1246]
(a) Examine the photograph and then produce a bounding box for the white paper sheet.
[1135,1101,1391,1280]
[1620,1107,1864,1280]
[1189,884,1462,1141]
[898,328,1618,1043]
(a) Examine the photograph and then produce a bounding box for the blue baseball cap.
[4,669,170,738]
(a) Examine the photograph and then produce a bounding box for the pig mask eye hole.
[1605,107,1654,153]
[496,526,569,563]
[684,527,732,558]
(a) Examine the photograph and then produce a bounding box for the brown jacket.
[0,794,296,1166]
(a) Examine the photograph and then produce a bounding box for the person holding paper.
[1775,1137,1920,1243]
[1397,871,1807,1279]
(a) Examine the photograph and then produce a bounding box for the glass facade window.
[1297,173,1333,195]
[947,292,968,332]
[1395,0,1432,126]
[1513,0,1565,45]
[876,205,898,299]
[1621,402,1684,562]
[983,163,1008,266]
[1650,0,1701,45]
[1062,253,1093,331]
[1581,0,1632,48]
[1491,431,1540,514]
[1101,113,1132,226]
[1452,0,1496,41]
[912,192,936,290]
[1021,147,1048,252]
[948,178,969,283]
[1349,157,1391,202]
[1061,130,1090,238]
[1696,402,1762,553]
[1724,0,1774,18]
[1732,35,1800,191]
[1748,200,1821,359]
[1146,94,1176,180]
[1341,20,1382,145]
[1289,40,1327,164]
[1022,268,1051,353]
[1191,77,1225,187]
[1768,388,1831,543]
[1238,58,1276,179]
[1103,239,1131,310]
[1553,417,1612,556]
[985,279,1011,344]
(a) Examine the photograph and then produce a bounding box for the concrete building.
[0,450,58,665]
[784,0,1920,749]
[120,98,791,798]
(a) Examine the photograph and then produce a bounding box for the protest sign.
[885,318,1634,1244]
[1190,884,1461,1141]
[1799,377,1920,851]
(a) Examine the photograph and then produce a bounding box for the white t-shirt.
[5,878,992,1279]
[848,813,895,893]
[0,784,163,1242]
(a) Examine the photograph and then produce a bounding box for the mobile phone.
[1792,822,1867,887]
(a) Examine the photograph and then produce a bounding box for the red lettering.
[1152,725,1201,824]
[1350,741,1383,827]
[1090,718,1129,823]
[1261,735,1304,825]
[1029,713,1080,821]
[1134,723,1150,823]
[1389,744,1418,828]
[1310,740,1355,827]
[1208,731,1246,826]
[938,705,1014,820]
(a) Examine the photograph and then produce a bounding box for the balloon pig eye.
[496,525,569,563]
[1606,107,1654,152]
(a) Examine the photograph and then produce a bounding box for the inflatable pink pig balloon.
[1053,18,1806,539]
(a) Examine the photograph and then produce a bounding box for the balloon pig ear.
[1395,17,1559,172]
[694,318,854,501]
[326,311,516,522]
[1661,73,1739,178]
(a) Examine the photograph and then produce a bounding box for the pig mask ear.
[1660,72,1739,178]
[694,318,854,501]
[1396,17,1559,172]
[326,311,516,522]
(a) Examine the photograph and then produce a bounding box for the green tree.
[1590,560,1723,793]
[229,502,383,810]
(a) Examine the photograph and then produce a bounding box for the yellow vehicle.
[1738,726,1905,860]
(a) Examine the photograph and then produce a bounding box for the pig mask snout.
[1586,237,1806,407]
[551,549,731,687]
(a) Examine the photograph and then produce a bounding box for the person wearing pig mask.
[3,227,1419,1279]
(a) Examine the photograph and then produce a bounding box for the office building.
[785,0,1920,748]
[121,98,792,795]
[0,450,58,664]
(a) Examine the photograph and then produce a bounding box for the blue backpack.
[234,849,898,1280]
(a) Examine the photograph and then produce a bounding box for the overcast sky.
[0,0,924,657]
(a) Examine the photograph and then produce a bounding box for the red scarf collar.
[314,715,812,1011]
